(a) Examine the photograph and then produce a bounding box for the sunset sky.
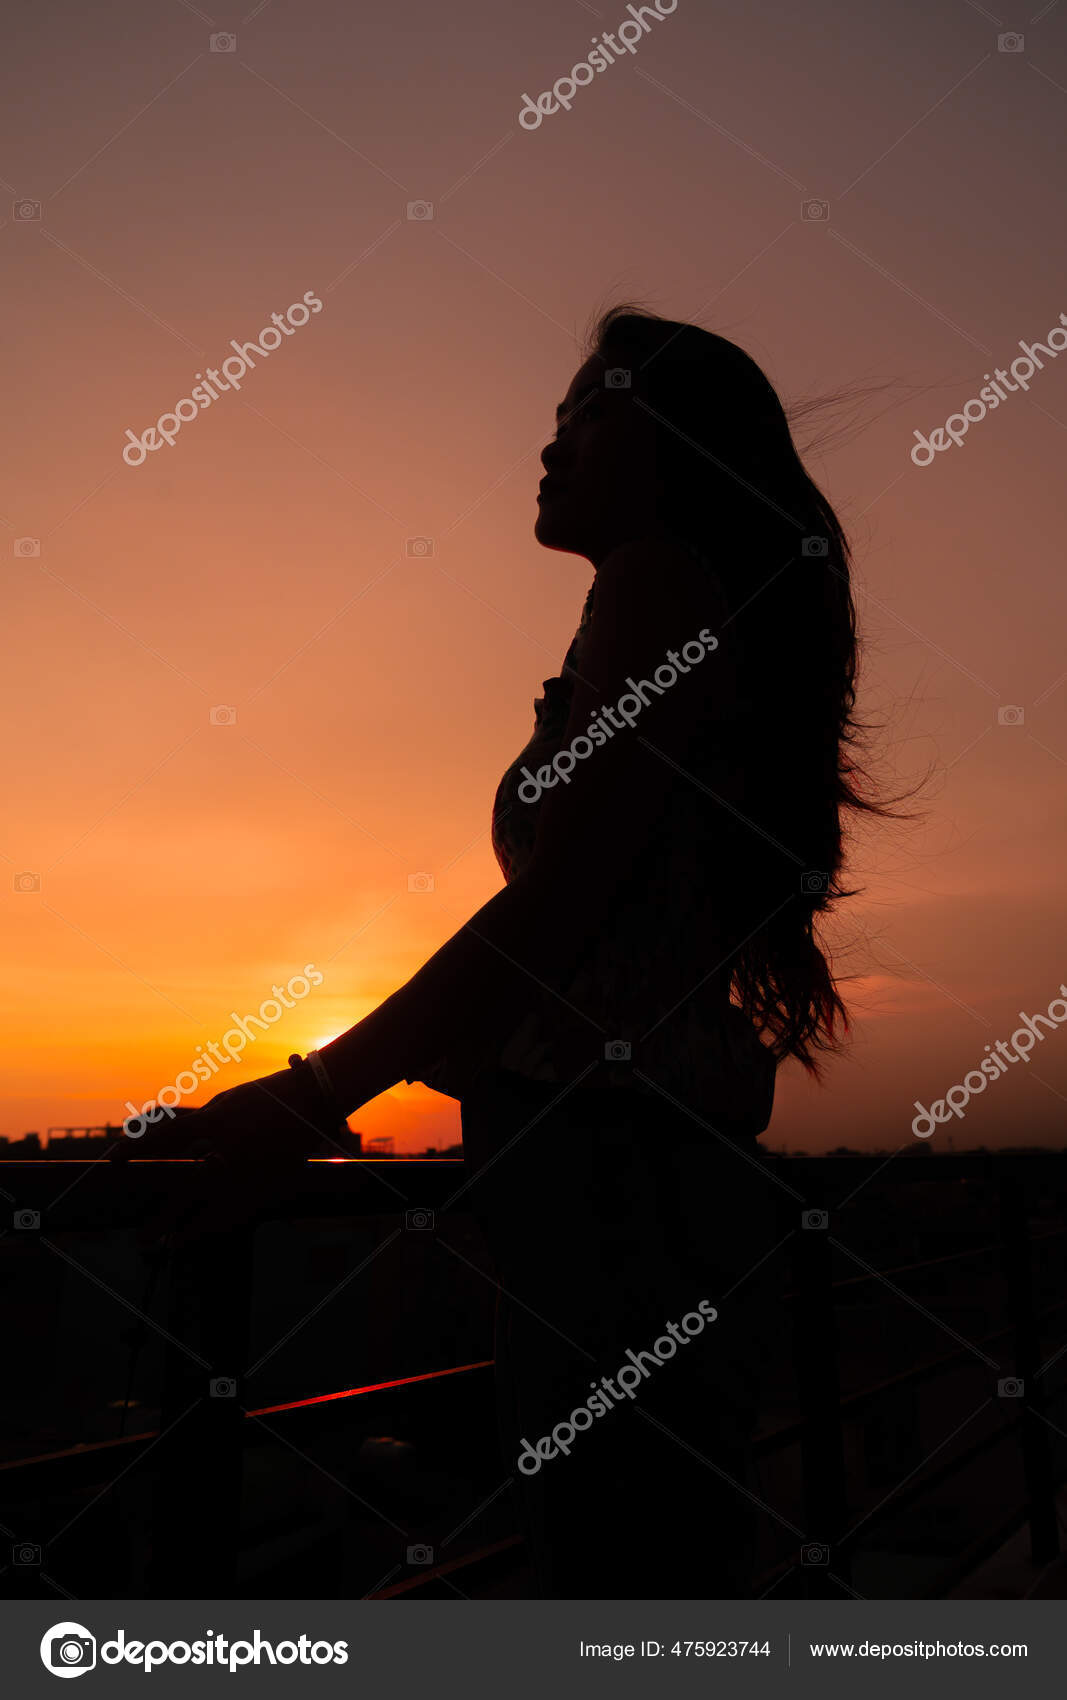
[3,0,1066,1153]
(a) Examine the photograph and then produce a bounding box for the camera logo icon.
[405,1208,434,1231]
[998,32,1024,52]
[14,1541,42,1563]
[210,31,237,51]
[407,872,435,893]
[997,704,1024,727]
[801,870,829,895]
[801,1542,830,1565]
[15,1209,41,1230]
[41,1622,97,1678]
[210,1376,237,1398]
[998,1377,1024,1398]
[407,1543,434,1565]
[604,368,631,389]
[605,1040,631,1062]
[802,1209,828,1231]
[13,199,41,221]
[801,199,830,221]
[802,536,828,557]
[15,537,41,557]
[405,536,435,557]
[209,705,237,726]
[14,871,41,893]
[407,200,434,221]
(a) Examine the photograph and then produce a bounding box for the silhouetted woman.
[131,306,878,1599]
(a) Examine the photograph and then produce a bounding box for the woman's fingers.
[112,1068,326,1168]
[109,1110,213,1164]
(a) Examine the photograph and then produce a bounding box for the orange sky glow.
[3,0,1066,1153]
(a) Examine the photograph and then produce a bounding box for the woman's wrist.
[306,1049,343,1117]
[286,1050,347,1129]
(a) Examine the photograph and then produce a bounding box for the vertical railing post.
[148,1172,255,1597]
[999,1171,1059,1564]
[790,1195,849,1596]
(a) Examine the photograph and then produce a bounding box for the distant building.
[0,1122,365,1159]
[0,1131,43,1157]
[46,1125,126,1158]
[0,1126,126,1159]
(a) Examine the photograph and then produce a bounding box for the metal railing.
[3,1149,1066,1599]
[754,1154,1067,1598]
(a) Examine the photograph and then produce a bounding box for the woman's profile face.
[535,351,663,565]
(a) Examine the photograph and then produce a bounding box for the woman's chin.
[534,506,578,551]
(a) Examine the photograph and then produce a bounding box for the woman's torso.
[425,547,777,1132]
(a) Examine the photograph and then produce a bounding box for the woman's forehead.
[559,350,637,410]
[561,357,602,402]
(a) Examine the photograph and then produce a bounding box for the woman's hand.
[110,1063,355,1245]
[110,1064,339,1168]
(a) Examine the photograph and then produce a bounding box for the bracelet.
[288,1050,346,1127]
[308,1049,344,1119]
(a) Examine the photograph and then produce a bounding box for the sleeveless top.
[418,545,778,1133]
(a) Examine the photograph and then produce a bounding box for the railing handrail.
[0,1361,497,1497]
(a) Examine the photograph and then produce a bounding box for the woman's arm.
[321,535,738,1113]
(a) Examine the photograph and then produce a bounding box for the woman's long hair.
[586,303,894,1075]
